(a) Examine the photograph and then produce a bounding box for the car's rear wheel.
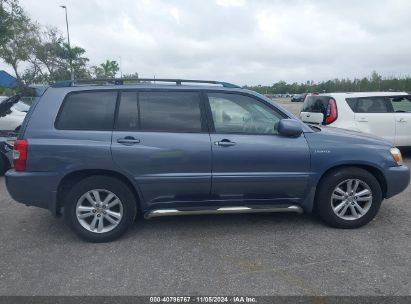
[315,167,382,228]
[64,176,137,242]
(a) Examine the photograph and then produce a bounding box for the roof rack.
[52,78,241,89]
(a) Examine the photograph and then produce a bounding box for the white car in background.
[300,92,411,147]
[0,95,29,131]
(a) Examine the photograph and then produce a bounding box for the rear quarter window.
[302,96,331,114]
[388,95,411,113]
[56,91,118,130]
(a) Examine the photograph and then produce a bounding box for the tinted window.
[302,96,331,115]
[346,98,357,111]
[208,93,284,134]
[346,97,389,113]
[138,92,202,132]
[117,92,138,130]
[388,96,411,113]
[56,91,117,130]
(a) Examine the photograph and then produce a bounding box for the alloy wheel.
[331,179,373,221]
[76,189,123,233]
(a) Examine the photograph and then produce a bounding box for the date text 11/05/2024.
[149,296,257,303]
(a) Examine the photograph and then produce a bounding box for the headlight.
[390,147,403,166]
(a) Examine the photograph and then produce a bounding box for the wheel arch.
[314,164,387,209]
[56,169,143,213]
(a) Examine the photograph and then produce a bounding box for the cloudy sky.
[2,0,411,85]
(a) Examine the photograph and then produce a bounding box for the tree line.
[245,72,411,94]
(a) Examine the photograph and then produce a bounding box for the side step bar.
[144,205,303,219]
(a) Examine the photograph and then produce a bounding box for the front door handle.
[117,136,141,145]
[397,117,407,123]
[215,139,236,147]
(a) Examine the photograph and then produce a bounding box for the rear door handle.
[215,139,236,147]
[117,136,141,145]
[358,117,368,122]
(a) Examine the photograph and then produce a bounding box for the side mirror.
[278,119,303,137]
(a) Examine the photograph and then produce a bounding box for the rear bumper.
[5,170,59,214]
[385,165,410,198]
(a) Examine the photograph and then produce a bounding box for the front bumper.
[385,165,410,198]
[5,170,59,214]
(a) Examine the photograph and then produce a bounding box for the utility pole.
[60,5,74,80]
[119,56,123,78]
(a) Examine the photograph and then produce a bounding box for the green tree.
[0,0,38,86]
[67,44,90,79]
[91,60,119,78]
[0,0,13,45]
[1,0,91,85]
[26,27,90,83]
[123,72,139,79]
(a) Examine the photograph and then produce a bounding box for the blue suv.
[5,79,410,242]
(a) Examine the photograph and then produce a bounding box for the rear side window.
[388,95,411,113]
[116,91,203,133]
[302,95,331,114]
[56,91,117,130]
[346,97,390,113]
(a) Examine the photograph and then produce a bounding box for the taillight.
[13,139,28,171]
[325,98,338,124]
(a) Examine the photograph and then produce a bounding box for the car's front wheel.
[64,176,137,242]
[315,167,382,228]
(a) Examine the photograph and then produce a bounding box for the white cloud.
[1,0,410,85]
[169,7,181,23]
[216,0,245,7]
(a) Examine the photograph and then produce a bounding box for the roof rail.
[52,78,241,89]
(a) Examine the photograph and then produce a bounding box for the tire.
[64,175,137,242]
[315,167,382,229]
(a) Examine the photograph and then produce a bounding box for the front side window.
[56,91,117,130]
[207,93,284,134]
[116,91,203,132]
[389,96,411,113]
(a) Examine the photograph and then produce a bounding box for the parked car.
[0,95,28,132]
[0,95,28,175]
[0,85,46,175]
[6,79,409,242]
[0,135,14,175]
[300,92,411,147]
[291,93,308,102]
